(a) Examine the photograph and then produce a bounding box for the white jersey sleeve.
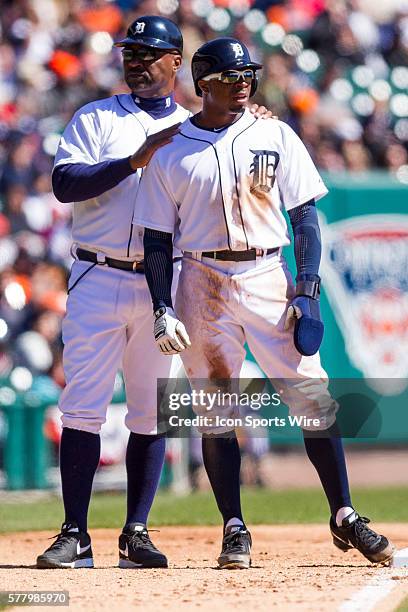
[276,122,328,211]
[54,104,103,168]
[136,151,178,234]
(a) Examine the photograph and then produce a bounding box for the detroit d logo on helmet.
[231,43,244,58]
[133,21,146,34]
[250,150,280,194]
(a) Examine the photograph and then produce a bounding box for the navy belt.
[199,248,279,262]
[76,248,181,273]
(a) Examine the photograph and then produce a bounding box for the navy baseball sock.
[125,432,166,526]
[60,427,100,533]
[202,433,244,528]
[302,431,352,517]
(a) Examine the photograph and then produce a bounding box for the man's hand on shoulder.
[248,104,278,120]
[129,123,181,170]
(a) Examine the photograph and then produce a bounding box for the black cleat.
[118,523,168,568]
[36,522,94,569]
[217,525,252,569]
[330,512,395,564]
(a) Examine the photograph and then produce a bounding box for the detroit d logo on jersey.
[250,150,280,194]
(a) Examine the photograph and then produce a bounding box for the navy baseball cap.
[114,15,183,53]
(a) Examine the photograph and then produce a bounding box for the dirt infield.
[1,525,408,611]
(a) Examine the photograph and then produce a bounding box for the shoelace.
[223,530,247,551]
[46,531,77,550]
[128,530,157,549]
[352,517,381,547]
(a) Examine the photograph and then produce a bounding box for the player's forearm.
[286,199,323,356]
[52,158,135,203]
[288,199,321,280]
[143,228,174,311]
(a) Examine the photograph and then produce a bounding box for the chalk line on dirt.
[338,568,408,612]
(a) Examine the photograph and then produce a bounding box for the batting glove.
[154,306,191,355]
[284,275,324,356]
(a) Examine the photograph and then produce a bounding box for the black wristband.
[154,306,167,318]
[295,277,321,299]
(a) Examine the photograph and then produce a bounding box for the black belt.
[76,248,181,273]
[199,248,279,262]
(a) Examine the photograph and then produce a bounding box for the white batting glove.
[154,306,191,355]
[284,302,303,330]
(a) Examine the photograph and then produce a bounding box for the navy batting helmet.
[191,37,262,97]
[114,15,183,53]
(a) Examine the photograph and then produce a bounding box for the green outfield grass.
[396,597,408,612]
[1,486,407,533]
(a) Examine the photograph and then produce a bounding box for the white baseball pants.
[59,260,181,434]
[175,254,337,434]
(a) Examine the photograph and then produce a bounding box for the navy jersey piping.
[231,118,258,250]
[189,111,244,133]
[115,95,148,257]
[178,132,232,250]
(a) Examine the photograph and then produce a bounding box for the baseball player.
[36,18,273,570]
[134,38,394,569]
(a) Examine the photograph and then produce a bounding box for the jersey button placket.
[225,137,247,250]
[214,138,237,250]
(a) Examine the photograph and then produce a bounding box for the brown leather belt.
[76,248,181,273]
[198,248,279,262]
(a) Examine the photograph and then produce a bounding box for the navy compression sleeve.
[288,199,321,279]
[143,228,174,311]
[52,158,134,203]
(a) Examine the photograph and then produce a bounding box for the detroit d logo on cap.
[231,43,244,58]
[250,150,280,194]
[133,21,146,34]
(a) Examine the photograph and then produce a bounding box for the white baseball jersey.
[55,93,189,435]
[133,109,328,251]
[54,94,190,259]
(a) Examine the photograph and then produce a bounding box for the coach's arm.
[52,124,180,203]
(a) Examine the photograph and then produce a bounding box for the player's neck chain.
[131,92,177,119]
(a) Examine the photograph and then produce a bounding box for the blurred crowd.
[0,0,407,404]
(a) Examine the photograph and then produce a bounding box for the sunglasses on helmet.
[121,47,178,62]
[201,69,255,84]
